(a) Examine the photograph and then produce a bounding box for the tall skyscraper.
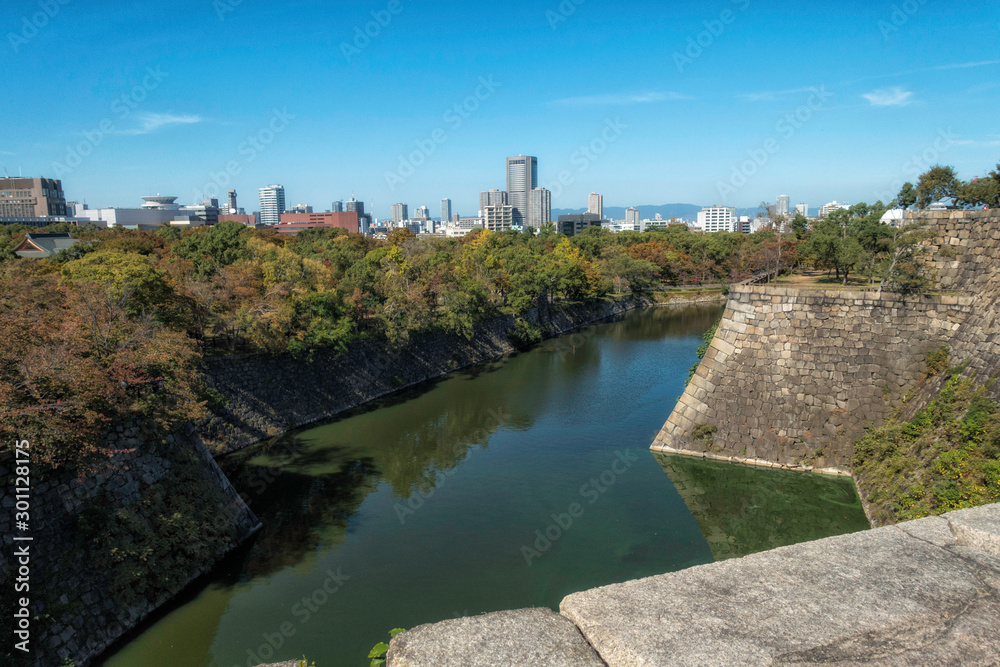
[258,185,285,226]
[795,203,809,218]
[479,189,507,214]
[776,195,791,218]
[506,156,538,228]
[227,189,238,214]
[345,198,365,216]
[441,198,452,224]
[528,187,551,230]
[332,200,344,213]
[625,207,640,227]
[391,203,408,225]
[588,192,604,219]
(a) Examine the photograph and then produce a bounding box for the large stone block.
[387,608,605,667]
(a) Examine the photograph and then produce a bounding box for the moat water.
[100,305,869,666]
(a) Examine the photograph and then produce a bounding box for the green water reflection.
[100,305,868,667]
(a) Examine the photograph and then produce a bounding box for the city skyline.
[3,1,999,219]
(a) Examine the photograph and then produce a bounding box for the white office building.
[625,207,640,228]
[506,156,537,228]
[588,192,603,219]
[820,201,850,218]
[776,195,790,218]
[75,195,217,229]
[528,187,551,230]
[391,203,408,226]
[258,185,285,226]
[483,205,514,233]
[696,205,738,233]
[795,203,809,218]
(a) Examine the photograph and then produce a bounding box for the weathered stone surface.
[561,507,1000,666]
[947,503,1000,559]
[652,285,974,472]
[387,608,606,667]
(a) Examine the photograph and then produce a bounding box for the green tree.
[790,213,809,240]
[175,220,249,277]
[916,166,962,208]
[894,182,917,210]
[957,173,1000,209]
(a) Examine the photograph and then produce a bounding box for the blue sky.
[3,0,999,219]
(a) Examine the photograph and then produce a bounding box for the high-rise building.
[479,189,507,214]
[483,205,514,233]
[528,187,551,230]
[625,207,640,227]
[391,203,408,225]
[0,177,67,218]
[588,192,604,219]
[441,198,452,224]
[776,195,791,218]
[506,156,538,228]
[332,200,344,213]
[345,198,365,216]
[258,185,285,226]
[795,203,809,218]
[227,190,238,214]
[414,205,430,220]
[696,205,737,233]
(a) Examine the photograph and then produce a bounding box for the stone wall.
[652,286,973,472]
[652,209,1000,472]
[0,426,260,667]
[200,296,655,453]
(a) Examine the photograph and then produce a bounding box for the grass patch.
[853,370,1000,525]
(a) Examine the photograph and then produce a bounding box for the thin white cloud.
[846,60,1000,85]
[0,150,14,156]
[952,138,1000,148]
[737,86,821,102]
[118,113,203,135]
[551,91,692,107]
[863,86,913,107]
[930,60,1000,71]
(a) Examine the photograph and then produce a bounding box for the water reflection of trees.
[656,453,869,561]
[216,305,727,579]
[219,444,379,580]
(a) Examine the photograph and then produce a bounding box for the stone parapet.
[387,503,1000,666]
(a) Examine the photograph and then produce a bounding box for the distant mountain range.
[552,204,704,221]
[551,204,821,221]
